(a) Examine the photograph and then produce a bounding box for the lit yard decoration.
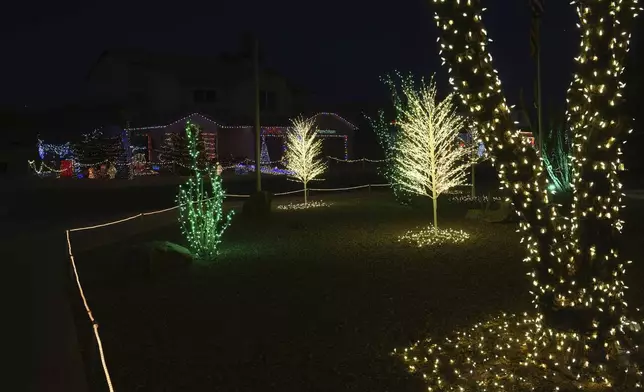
[284,117,327,205]
[260,135,271,168]
[276,200,333,210]
[384,74,475,228]
[395,1,643,391]
[177,122,233,261]
[398,226,470,247]
[448,194,502,204]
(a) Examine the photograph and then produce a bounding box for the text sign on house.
[316,129,337,135]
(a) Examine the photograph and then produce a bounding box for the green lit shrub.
[177,122,233,261]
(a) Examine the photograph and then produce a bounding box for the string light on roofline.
[125,112,358,131]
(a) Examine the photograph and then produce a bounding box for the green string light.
[177,122,234,261]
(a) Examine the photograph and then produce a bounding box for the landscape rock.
[127,241,193,279]
[465,209,483,220]
[483,201,514,223]
[146,241,193,276]
[465,201,516,223]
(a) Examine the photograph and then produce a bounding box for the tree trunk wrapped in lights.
[394,1,643,390]
[177,122,233,261]
[383,74,474,228]
[284,117,327,205]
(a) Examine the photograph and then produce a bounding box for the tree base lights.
[395,312,644,391]
[398,226,470,247]
[276,200,333,210]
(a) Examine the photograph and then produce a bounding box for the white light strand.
[124,112,358,131]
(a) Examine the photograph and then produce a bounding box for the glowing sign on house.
[316,129,337,135]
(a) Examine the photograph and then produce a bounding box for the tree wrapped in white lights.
[395,1,643,390]
[386,74,474,228]
[284,117,327,204]
[177,122,233,261]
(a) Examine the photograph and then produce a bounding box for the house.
[126,112,358,164]
[85,48,304,127]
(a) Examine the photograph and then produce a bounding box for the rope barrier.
[66,230,115,392]
[310,184,372,192]
[273,189,305,196]
[64,181,391,391]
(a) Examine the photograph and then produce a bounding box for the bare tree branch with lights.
[394,0,644,390]
[367,110,414,206]
[385,74,474,228]
[284,117,327,205]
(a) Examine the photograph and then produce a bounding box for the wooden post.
[254,37,262,192]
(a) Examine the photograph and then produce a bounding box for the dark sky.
[0,0,589,119]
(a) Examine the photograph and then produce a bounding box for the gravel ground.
[70,193,644,392]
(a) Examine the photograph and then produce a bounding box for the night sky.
[0,0,610,121]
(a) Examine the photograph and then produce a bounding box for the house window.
[259,90,276,111]
[194,89,217,103]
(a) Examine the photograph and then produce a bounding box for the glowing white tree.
[284,117,327,204]
[390,75,475,228]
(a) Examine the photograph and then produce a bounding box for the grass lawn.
[69,192,644,392]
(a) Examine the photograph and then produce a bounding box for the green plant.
[177,122,233,261]
[542,127,572,194]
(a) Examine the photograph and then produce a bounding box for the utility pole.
[123,119,133,180]
[536,38,544,154]
[253,36,262,192]
[530,0,545,154]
